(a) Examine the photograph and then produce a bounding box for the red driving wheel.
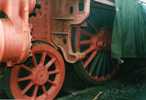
[72,27,118,83]
[10,43,65,100]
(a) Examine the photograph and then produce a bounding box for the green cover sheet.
[112,0,146,58]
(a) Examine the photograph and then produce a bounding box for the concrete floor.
[57,59,146,100]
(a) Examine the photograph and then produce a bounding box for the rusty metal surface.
[0,0,35,66]
[10,43,65,100]
[30,0,91,63]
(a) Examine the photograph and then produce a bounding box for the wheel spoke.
[80,40,91,45]
[11,44,65,99]
[83,46,96,56]
[45,58,56,69]
[22,82,34,95]
[21,65,32,72]
[32,85,39,99]
[48,80,56,86]
[84,51,97,68]
[18,75,32,82]
[32,53,37,66]
[49,70,59,75]
[42,85,47,93]
[42,85,49,98]
[39,52,47,65]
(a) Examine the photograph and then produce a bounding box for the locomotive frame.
[0,0,117,99]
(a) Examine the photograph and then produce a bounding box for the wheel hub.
[73,27,118,83]
[91,37,104,50]
[10,43,65,100]
[32,67,49,85]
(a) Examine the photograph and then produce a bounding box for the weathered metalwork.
[26,0,90,99]
[30,0,91,63]
[72,26,118,82]
[10,43,65,100]
[0,0,118,99]
[0,0,35,66]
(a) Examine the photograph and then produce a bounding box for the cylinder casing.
[0,19,31,64]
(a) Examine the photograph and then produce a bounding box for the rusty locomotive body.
[0,0,116,99]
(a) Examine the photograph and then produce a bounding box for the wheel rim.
[73,27,117,82]
[10,44,65,100]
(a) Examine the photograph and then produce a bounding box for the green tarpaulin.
[112,0,146,58]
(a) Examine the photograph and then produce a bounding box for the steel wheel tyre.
[10,43,65,100]
[72,27,118,83]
